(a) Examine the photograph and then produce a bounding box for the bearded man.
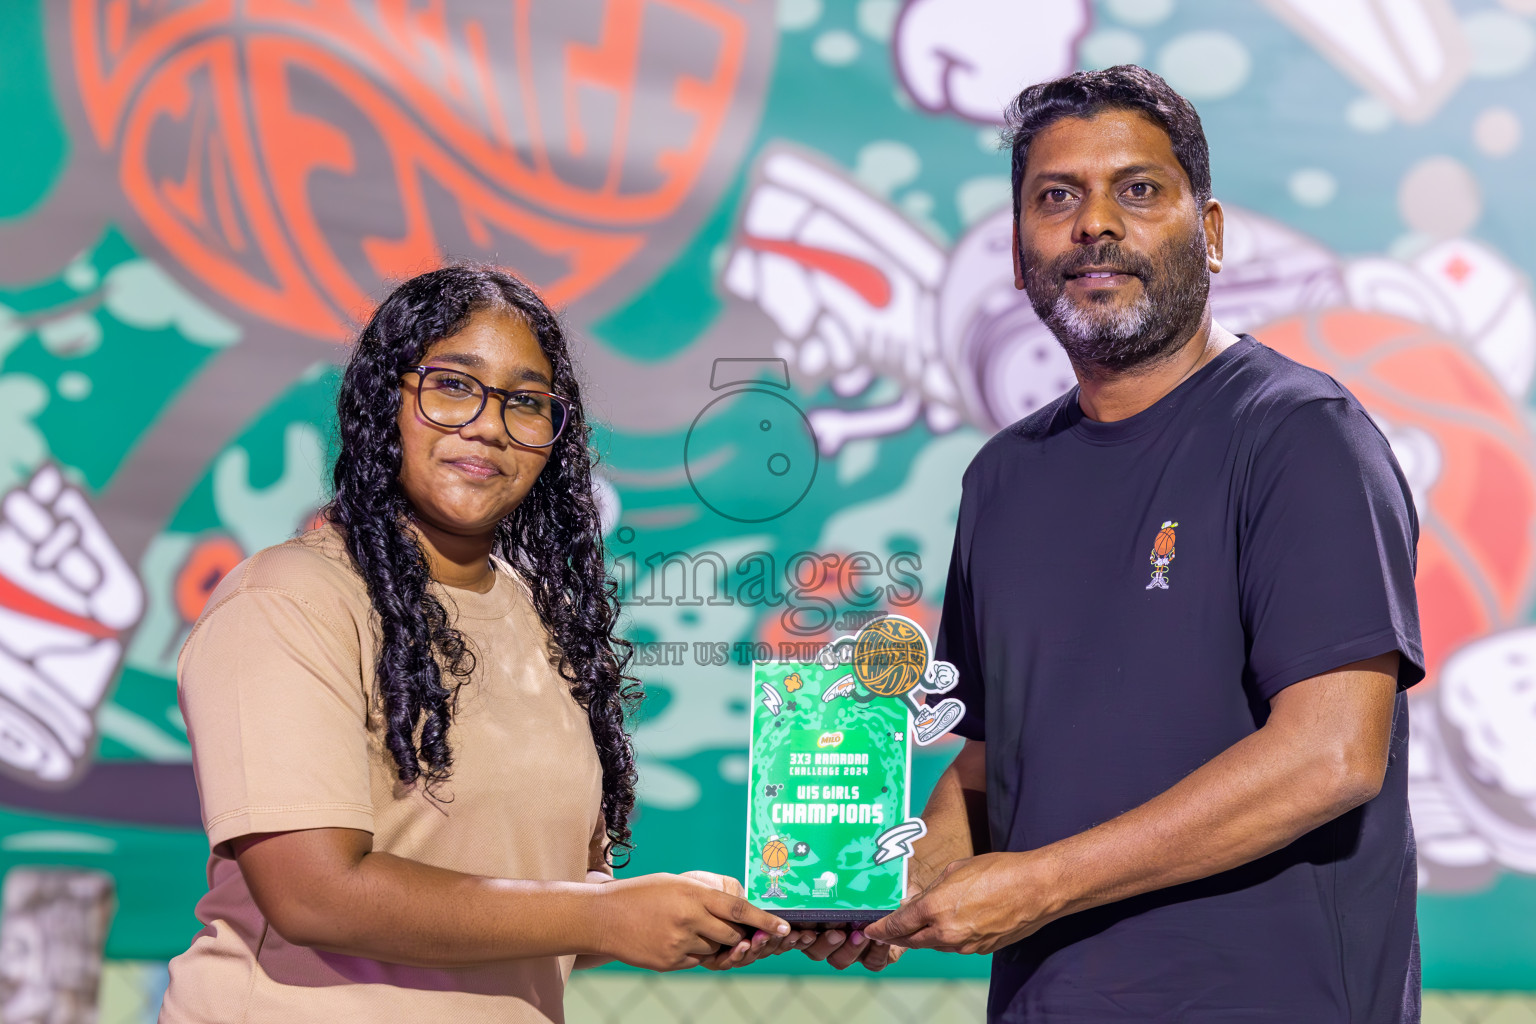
[854,66,1424,1022]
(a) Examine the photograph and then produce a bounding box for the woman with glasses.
[160,265,792,1023]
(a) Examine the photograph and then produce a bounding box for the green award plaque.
[744,615,966,925]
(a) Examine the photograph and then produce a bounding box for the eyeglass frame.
[403,365,573,449]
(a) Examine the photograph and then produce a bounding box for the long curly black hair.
[324,263,639,859]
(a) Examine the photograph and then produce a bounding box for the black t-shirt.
[941,336,1424,1023]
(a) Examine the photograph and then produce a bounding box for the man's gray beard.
[1026,228,1212,374]
[1048,288,1155,348]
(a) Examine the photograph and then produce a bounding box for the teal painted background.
[1,0,1534,990]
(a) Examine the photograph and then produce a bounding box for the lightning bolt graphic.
[872,818,928,866]
[760,681,784,716]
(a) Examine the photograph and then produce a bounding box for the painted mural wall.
[0,0,1533,988]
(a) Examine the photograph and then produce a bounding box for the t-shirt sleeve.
[1240,397,1425,701]
[178,586,375,857]
[936,492,986,741]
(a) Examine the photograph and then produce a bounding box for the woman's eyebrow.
[428,350,487,369]
[513,367,553,387]
[428,353,552,388]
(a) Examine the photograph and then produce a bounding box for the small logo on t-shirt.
[1146,520,1178,590]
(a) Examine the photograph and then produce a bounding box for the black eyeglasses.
[404,366,572,449]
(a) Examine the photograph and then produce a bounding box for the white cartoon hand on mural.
[1412,626,1536,888]
[893,0,1088,123]
[1440,632,1536,807]
[0,465,144,784]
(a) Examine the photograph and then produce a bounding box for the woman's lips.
[446,458,501,479]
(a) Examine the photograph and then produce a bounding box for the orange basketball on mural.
[1255,311,1536,686]
[761,838,788,869]
[853,618,927,697]
[61,0,774,339]
[1153,527,1176,558]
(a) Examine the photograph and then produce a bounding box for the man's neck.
[1074,313,1239,423]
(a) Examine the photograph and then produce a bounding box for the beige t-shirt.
[160,527,605,1024]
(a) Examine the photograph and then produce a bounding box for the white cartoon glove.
[1410,627,1536,890]
[721,147,963,452]
[0,465,144,784]
[894,0,1088,123]
[1407,698,1497,891]
[920,659,958,694]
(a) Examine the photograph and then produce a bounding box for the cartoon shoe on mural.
[1260,0,1470,123]
[818,614,962,746]
[0,465,143,785]
[720,145,966,454]
[719,145,1356,450]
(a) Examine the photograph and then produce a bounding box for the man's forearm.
[911,740,989,890]
[867,654,1400,959]
[1030,671,1395,922]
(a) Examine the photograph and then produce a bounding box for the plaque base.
[777,910,888,926]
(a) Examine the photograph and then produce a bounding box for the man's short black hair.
[1004,64,1212,229]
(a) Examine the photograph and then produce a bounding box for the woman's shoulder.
[198,525,369,630]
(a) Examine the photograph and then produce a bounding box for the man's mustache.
[1045,243,1157,282]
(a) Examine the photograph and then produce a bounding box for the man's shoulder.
[1221,339,1372,441]
[1215,342,1412,513]
[1008,389,1078,441]
[1233,338,1348,397]
[965,392,1075,475]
